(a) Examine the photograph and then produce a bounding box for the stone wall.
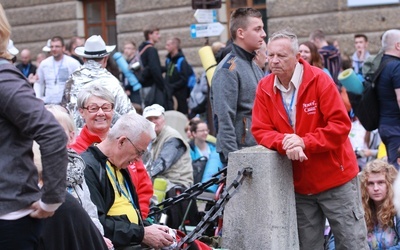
[3,0,84,58]
[267,0,400,56]
[115,0,223,73]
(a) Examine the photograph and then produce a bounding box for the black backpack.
[348,57,395,131]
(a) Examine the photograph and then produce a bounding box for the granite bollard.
[221,145,299,250]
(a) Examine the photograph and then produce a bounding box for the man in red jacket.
[251,30,368,249]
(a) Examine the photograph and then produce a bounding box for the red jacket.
[70,125,153,218]
[252,58,358,195]
[70,125,101,154]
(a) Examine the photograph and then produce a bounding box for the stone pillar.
[221,145,299,250]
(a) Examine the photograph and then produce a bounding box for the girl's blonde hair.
[45,104,76,134]
[0,4,12,60]
[360,159,398,231]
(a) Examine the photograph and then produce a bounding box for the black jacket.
[139,41,173,109]
[165,50,192,114]
[82,146,148,248]
[16,62,37,77]
[138,42,165,91]
[0,59,68,215]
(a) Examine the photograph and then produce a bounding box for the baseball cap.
[143,104,165,118]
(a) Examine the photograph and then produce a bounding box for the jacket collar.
[232,43,256,61]
[87,145,108,168]
[265,58,315,96]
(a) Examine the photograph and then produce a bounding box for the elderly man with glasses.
[81,112,175,250]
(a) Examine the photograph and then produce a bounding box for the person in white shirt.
[35,36,80,104]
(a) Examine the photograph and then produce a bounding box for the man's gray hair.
[381,29,400,52]
[268,29,299,54]
[77,83,115,109]
[108,113,156,143]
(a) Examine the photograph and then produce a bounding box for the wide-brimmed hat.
[75,35,115,58]
[42,39,51,52]
[7,39,19,56]
[143,104,165,118]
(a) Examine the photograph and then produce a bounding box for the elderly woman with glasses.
[70,83,154,219]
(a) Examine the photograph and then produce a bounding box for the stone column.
[221,145,299,250]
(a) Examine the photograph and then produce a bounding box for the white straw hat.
[74,35,115,58]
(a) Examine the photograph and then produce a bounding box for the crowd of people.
[1,1,400,249]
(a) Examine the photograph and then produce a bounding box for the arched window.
[83,0,117,44]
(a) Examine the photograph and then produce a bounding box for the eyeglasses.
[83,103,114,113]
[126,137,146,157]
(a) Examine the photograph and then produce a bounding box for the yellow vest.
[106,162,138,224]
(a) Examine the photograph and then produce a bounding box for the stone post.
[221,145,299,250]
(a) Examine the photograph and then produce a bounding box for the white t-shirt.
[36,55,80,104]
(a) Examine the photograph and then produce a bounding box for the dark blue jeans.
[0,215,43,250]
[379,124,400,169]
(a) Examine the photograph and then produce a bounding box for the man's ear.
[236,28,245,40]
[117,136,127,147]
[395,41,400,51]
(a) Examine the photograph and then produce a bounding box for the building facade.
[3,0,400,69]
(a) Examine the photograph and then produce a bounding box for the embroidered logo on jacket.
[303,100,317,115]
[222,55,236,71]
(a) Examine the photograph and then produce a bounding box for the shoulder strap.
[175,57,184,72]
[372,57,397,85]
[139,44,153,56]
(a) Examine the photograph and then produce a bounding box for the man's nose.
[261,29,266,38]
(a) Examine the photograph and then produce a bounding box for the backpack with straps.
[348,56,396,131]
[166,56,197,91]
